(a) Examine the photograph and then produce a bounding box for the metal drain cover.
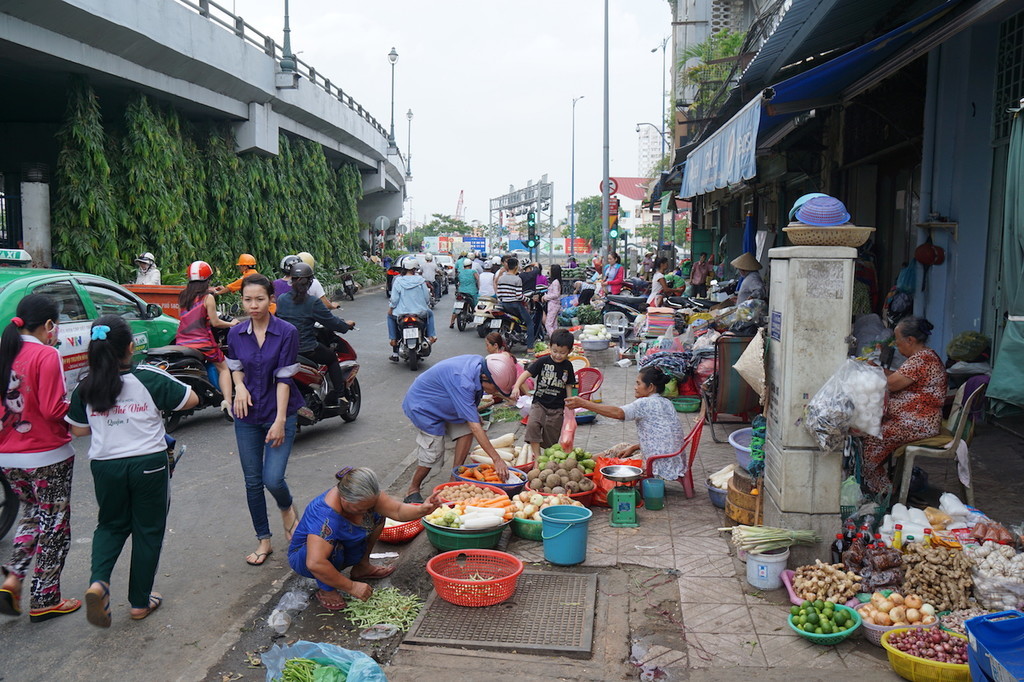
[404,570,597,657]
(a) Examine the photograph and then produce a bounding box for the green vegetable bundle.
[341,587,422,630]
[721,525,820,553]
[279,657,346,682]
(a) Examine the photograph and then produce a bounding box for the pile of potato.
[437,483,503,502]
[526,458,596,495]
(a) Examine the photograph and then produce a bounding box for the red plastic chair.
[626,403,706,499]
[575,367,603,400]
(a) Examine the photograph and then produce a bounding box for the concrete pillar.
[21,181,51,267]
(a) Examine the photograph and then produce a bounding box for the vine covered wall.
[53,78,364,283]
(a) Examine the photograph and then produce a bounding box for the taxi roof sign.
[0,249,33,265]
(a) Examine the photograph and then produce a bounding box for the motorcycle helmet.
[397,255,420,272]
[135,252,156,266]
[289,262,314,279]
[297,251,315,268]
[187,261,213,281]
[279,254,301,275]
[424,253,434,261]
[483,353,517,396]
[236,253,257,267]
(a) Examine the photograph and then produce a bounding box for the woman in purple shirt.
[226,275,304,566]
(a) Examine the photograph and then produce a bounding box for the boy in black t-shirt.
[510,329,577,460]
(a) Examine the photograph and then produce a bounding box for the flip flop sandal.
[315,590,347,611]
[0,587,22,617]
[351,564,397,580]
[130,592,162,620]
[245,550,273,566]
[403,492,424,504]
[30,597,82,623]
[85,581,112,628]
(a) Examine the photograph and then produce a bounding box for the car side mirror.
[146,303,163,319]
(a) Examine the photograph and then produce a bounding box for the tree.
[402,213,471,252]
[571,195,604,247]
[678,29,747,118]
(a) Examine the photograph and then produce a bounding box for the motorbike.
[435,271,449,297]
[622,277,652,298]
[601,293,649,328]
[293,327,362,426]
[493,302,531,350]
[527,286,548,343]
[0,469,17,540]
[473,296,499,338]
[144,322,232,432]
[336,264,360,300]
[396,313,432,371]
[453,291,476,331]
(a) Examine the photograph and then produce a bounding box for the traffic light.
[527,211,537,228]
[608,216,620,239]
[526,232,537,248]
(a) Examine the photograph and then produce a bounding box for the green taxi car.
[0,250,178,389]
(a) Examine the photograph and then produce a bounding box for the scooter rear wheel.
[407,352,420,371]
[340,377,361,422]
[457,312,468,332]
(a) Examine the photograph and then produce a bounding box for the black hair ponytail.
[638,366,671,394]
[77,315,133,413]
[0,294,59,393]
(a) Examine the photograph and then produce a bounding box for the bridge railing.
[175,0,391,142]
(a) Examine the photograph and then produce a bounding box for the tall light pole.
[601,0,610,258]
[652,36,669,157]
[387,47,399,148]
[570,95,584,258]
[405,108,413,179]
[280,0,296,72]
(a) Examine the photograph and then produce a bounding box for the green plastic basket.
[511,517,543,541]
[672,396,701,413]
[787,604,862,645]
[424,522,505,551]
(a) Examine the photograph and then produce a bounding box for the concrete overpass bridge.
[0,0,407,256]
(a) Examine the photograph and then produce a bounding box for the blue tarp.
[680,96,761,198]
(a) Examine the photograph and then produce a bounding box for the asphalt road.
[0,283,480,681]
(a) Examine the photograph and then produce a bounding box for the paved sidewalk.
[390,360,902,679]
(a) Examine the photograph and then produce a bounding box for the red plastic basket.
[380,517,424,543]
[426,550,525,607]
[433,481,506,504]
[525,480,595,507]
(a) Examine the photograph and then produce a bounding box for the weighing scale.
[600,465,644,528]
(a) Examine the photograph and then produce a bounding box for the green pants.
[89,451,169,610]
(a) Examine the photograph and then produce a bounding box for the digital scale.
[600,465,644,528]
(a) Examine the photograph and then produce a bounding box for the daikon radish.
[468,454,492,465]
[489,433,516,449]
[465,506,505,516]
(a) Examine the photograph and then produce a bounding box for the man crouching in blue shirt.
[401,353,518,503]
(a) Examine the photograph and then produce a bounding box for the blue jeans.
[234,414,298,540]
[387,311,436,341]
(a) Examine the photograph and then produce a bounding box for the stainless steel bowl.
[599,464,644,482]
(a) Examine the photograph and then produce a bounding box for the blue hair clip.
[91,325,110,341]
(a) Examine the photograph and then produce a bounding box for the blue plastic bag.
[262,640,386,682]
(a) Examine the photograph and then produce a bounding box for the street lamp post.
[651,36,669,157]
[280,0,296,72]
[406,109,413,179]
[570,95,584,258]
[387,47,399,148]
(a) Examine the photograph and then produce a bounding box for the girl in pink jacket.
[0,294,80,622]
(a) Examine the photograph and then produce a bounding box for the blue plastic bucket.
[641,479,665,510]
[539,505,593,566]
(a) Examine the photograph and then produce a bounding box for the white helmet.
[469,252,477,260]
[424,253,434,261]
[397,255,420,272]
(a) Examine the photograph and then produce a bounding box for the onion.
[890,593,905,606]
[875,612,893,626]
[920,603,935,616]
[878,599,895,613]
[904,594,923,609]
[905,608,921,623]
[890,606,907,623]
[922,614,937,624]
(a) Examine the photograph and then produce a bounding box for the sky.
[233,0,673,226]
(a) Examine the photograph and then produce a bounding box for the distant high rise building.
[638,125,664,176]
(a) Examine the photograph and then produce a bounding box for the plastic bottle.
[893,524,903,550]
[923,528,932,547]
[831,534,844,564]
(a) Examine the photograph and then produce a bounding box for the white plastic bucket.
[745,547,790,590]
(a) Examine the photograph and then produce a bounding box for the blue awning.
[680,0,958,199]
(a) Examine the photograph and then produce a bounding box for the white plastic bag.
[804,361,856,452]
[844,360,886,437]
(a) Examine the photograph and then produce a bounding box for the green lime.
[815,627,823,634]
[813,600,825,610]
[825,600,836,609]
[790,606,799,616]
[801,600,812,609]
[798,616,806,626]
[806,612,819,625]
[802,623,814,632]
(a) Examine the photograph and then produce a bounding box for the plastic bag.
[840,476,863,508]
[267,609,292,634]
[923,507,953,530]
[733,330,765,401]
[591,455,643,507]
[804,361,857,452]
[558,406,577,451]
[274,589,310,612]
[262,640,386,682]
[845,361,886,437]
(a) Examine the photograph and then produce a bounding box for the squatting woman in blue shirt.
[226,275,305,567]
[288,467,440,609]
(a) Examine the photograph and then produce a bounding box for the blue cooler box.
[964,610,1024,682]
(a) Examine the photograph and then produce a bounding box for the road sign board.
[609,197,620,215]
[600,178,618,194]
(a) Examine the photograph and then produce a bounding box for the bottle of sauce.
[923,528,932,547]
[893,524,903,550]
[831,534,844,564]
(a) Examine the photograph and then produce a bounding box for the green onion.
[340,587,422,630]
[719,525,820,553]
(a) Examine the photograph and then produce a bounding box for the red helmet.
[187,261,213,281]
